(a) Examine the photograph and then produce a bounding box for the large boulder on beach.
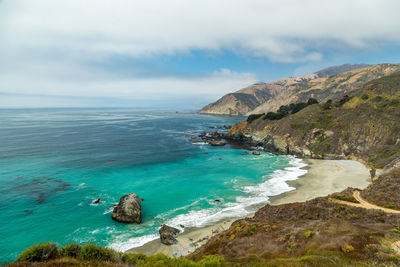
[159,224,180,245]
[112,193,141,223]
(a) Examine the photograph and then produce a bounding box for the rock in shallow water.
[209,140,226,146]
[159,224,180,245]
[111,193,141,223]
[92,198,101,204]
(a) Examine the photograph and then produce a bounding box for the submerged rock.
[159,224,180,245]
[111,193,141,223]
[252,151,261,155]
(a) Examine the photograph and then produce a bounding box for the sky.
[1,0,400,109]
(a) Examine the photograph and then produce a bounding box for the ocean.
[0,109,306,263]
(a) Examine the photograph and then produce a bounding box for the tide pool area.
[0,109,306,263]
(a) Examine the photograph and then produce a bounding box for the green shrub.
[341,244,354,253]
[264,111,286,120]
[304,230,315,239]
[247,113,264,123]
[60,243,80,257]
[264,100,315,121]
[333,194,359,203]
[15,242,224,266]
[307,98,319,105]
[198,255,225,266]
[335,95,351,107]
[291,102,308,114]
[123,253,224,266]
[18,242,59,262]
[364,243,380,257]
[77,243,117,262]
[122,253,147,264]
[334,205,346,213]
[385,204,396,209]
[322,99,333,110]
[248,224,257,235]
[361,94,369,100]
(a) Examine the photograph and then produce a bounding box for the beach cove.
[128,159,371,257]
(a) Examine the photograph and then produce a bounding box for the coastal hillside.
[226,71,400,169]
[200,63,400,115]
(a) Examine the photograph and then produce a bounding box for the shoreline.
[127,158,371,257]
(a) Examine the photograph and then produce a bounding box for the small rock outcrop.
[92,198,101,204]
[252,151,261,155]
[111,193,141,223]
[159,224,180,245]
[209,140,226,146]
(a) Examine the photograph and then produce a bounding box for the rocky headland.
[223,71,400,171]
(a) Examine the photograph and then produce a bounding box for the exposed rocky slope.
[200,63,400,115]
[226,71,400,169]
[361,168,400,210]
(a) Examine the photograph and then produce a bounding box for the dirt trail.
[330,190,400,214]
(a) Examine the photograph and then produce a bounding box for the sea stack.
[111,193,141,223]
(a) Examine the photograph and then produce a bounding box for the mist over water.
[0,109,305,263]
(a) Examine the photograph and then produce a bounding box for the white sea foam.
[76,183,86,190]
[102,206,114,215]
[192,142,207,145]
[109,156,307,252]
[166,156,307,229]
[108,234,159,252]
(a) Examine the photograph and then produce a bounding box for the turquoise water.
[0,109,306,263]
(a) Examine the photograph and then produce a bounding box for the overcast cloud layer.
[1,0,400,107]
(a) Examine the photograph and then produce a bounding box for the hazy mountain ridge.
[200,63,400,116]
[315,63,370,77]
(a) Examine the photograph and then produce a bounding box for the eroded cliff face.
[200,64,400,116]
[225,71,400,169]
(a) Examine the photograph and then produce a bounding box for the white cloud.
[0,60,258,106]
[0,0,399,107]
[1,0,399,60]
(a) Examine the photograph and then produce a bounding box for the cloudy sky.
[1,0,400,108]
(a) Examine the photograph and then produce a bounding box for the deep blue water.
[0,109,306,263]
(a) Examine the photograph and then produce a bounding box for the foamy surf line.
[108,156,307,252]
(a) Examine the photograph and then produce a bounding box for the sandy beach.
[127,159,371,257]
